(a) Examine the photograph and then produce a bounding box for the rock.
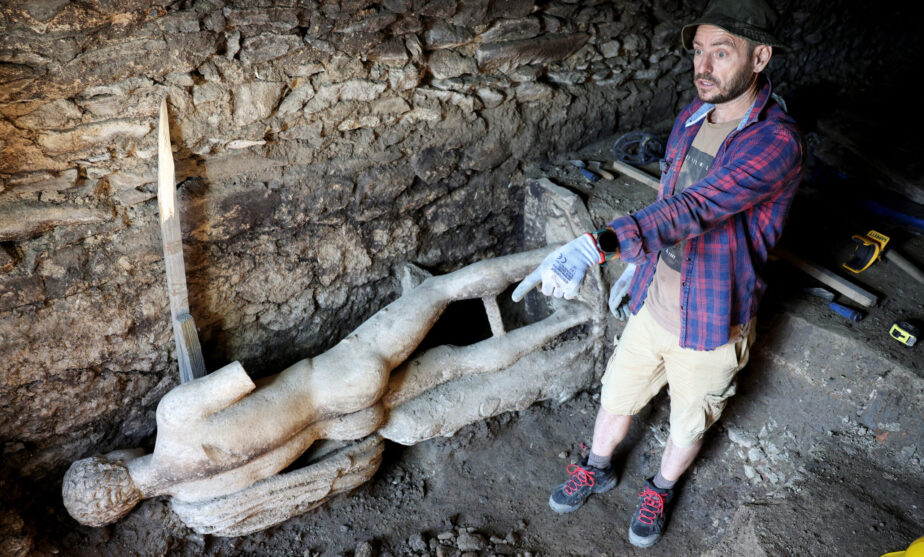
[429,50,478,80]
[435,545,456,557]
[514,82,553,103]
[489,0,534,19]
[3,169,79,195]
[419,0,458,19]
[546,69,585,85]
[728,426,758,448]
[193,82,227,105]
[0,201,110,242]
[388,64,421,90]
[477,33,590,73]
[10,99,82,129]
[224,8,300,32]
[480,17,541,43]
[457,530,487,551]
[747,447,767,462]
[408,532,428,552]
[339,78,387,102]
[239,33,302,65]
[232,81,285,126]
[368,39,409,66]
[412,146,459,184]
[476,87,505,107]
[37,120,150,155]
[355,540,376,557]
[599,40,621,58]
[424,21,475,49]
[277,82,315,114]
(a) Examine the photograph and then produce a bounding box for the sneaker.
[548,457,618,513]
[628,477,674,547]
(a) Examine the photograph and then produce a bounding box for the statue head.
[62,456,143,527]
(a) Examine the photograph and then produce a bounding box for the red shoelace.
[636,486,667,525]
[563,464,596,495]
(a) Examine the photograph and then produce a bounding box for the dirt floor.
[18,135,924,556]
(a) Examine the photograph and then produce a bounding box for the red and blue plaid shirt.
[609,76,804,350]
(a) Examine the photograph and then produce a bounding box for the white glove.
[512,234,604,301]
[608,263,636,320]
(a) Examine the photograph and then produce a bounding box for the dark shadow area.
[414,297,493,354]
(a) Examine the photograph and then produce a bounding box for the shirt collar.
[684,75,773,131]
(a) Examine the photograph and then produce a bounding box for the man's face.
[691,25,757,104]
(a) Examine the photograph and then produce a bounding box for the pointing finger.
[511,269,542,302]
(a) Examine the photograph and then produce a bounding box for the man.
[512,0,803,548]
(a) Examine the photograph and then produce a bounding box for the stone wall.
[0,0,681,483]
[0,0,916,488]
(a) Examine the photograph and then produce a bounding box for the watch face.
[597,230,619,253]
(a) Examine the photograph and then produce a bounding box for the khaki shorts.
[600,304,756,447]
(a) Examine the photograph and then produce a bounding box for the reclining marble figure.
[62,179,606,536]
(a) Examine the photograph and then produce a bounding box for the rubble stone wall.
[0,0,907,485]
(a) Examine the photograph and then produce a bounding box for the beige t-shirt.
[646,115,741,336]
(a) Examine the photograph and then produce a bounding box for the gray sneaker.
[628,477,674,547]
[548,456,618,513]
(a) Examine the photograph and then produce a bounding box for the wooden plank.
[773,248,878,307]
[610,159,660,191]
[158,98,207,382]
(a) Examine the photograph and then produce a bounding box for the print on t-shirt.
[661,146,714,271]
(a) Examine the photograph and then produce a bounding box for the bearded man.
[512,0,803,547]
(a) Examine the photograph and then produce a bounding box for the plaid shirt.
[609,76,804,350]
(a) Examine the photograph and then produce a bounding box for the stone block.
[339,78,387,102]
[0,275,45,312]
[10,99,82,130]
[451,0,490,28]
[277,82,315,114]
[424,21,475,49]
[368,39,409,66]
[371,96,411,118]
[239,33,302,65]
[428,50,478,80]
[489,0,535,18]
[333,10,398,34]
[600,40,621,59]
[224,8,300,33]
[514,82,553,103]
[0,201,110,242]
[419,0,458,18]
[412,146,460,184]
[3,169,79,195]
[476,87,504,107]
[192,83,227,105]
[37,120,150,155]
[198,153,285,182]
[477,33,589,73]
[479,17,541,43]
[388,64,422,90]
[232,81,284,126]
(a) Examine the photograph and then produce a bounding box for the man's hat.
[681,0,787,53]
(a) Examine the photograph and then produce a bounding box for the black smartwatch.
[594,228,620,255]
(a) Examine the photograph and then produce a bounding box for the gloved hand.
[512,234,605,301]
[608,263,636,320]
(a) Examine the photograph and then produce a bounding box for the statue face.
[62,456,143,527]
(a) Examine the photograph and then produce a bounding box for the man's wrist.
[593,228,620,260]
